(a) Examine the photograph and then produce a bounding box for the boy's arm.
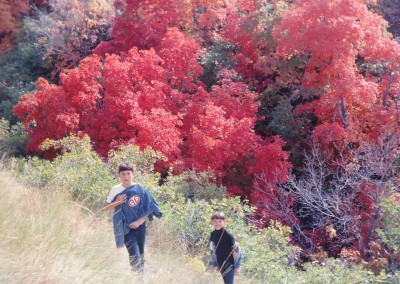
[128,215,148,229]
[103,194,126,211]
[209,241,218,267]
[232,242,242,269]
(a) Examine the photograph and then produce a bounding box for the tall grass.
[0,170,250,283]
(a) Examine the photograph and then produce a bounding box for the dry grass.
[0,170,256,284]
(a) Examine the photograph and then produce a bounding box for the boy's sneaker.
[131,267,143,274]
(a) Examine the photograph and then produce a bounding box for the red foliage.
[250,182,297,228]
[0,0,29,54]
[274,0,400,148]
[219,1,273,89]
[14,29,291,199]
[349,183,385,254]
[94,0,233,56]
[13,78,81,154]
[95,0,271,61]
[312,122,349,154]
[0,0,50,54]
[248,136,293,227]
[159,28,204,92]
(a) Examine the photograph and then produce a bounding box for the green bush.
[239,221,298,282]
[377,190,400,251]
[156,170,227,203]
[14,135,167,209]
[0,39,52,122]
[161,199,214,255]
[0,119,27,157]
[14,135,113,208]
[297,259,376,284]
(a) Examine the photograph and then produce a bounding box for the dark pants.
[124,222,146,271]
[221,263,234,284]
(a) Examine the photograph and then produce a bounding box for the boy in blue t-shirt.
[104,163,161,273]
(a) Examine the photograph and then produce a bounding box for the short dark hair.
[118,163,134,173]
[211,211,225,220]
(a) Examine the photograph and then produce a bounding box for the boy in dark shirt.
[209,211,241,284]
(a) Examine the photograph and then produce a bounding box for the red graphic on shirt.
[128,195,140,207]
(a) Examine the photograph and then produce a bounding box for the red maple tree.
[14,28,290,198]
[273,0,400,150]
[0,0,29,54]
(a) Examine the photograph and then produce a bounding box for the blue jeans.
[124,222,146,271]
[221,263,234,284]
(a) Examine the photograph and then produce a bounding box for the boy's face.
[211,218,226,230]
[119,170,133,187]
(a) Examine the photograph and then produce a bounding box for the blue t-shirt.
[112,184,162,247]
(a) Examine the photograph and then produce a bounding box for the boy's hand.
[129,216,146,229]
[116,194,127,202]
[234,268,240,275]
[104,194,127,211]
[129,220,141,229]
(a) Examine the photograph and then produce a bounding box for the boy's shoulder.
[125,183,147,192]
[123,184,154,198]
[210,228,231,238]
[111,183,124,190]
[220,228,235,240]
[107,183,125,203]
[109,183,125,196]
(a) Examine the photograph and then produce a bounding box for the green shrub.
[156,170,227,203]
[0,40,51,123]
[377,190,400,251]
[0,119,27,157]
[297,259,376,284]
[239,221,298,281]
[14,135,167,209]
[14,135,113,208]
[161,199,214,255]
[15,155,55,189]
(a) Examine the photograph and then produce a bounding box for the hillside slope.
[0,171,254,284]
